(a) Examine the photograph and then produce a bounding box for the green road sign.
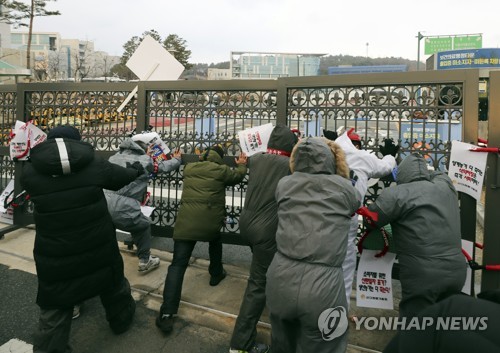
[453,35,482,50]
[425,37,452,55]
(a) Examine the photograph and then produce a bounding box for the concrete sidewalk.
[0,225,398,353]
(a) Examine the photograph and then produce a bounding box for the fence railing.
[0,70,481,251]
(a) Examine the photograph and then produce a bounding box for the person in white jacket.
[324,128,398,311]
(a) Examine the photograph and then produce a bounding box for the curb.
[123,246,385,353]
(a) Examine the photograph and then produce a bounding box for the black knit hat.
[211,145,224,159]
[47,125,81,141]
[267,124,298,155]
[202,145,224,160]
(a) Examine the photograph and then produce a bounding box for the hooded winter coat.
[20,138,140,309]
[266,137,360,353]
[230,124,297,351]
[239,124,298,248]
[367,153,466,317]
[104,138,181,232]
[173,149,247,242]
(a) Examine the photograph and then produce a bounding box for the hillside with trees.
[318,55,419,74]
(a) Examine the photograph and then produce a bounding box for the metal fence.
[2,69,496,291]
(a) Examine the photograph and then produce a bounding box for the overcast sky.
[30,0,500,64]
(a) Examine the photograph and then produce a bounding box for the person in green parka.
[156,145,248,334]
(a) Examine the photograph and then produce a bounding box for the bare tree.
[47,48,64,80]
[73,42,101,81]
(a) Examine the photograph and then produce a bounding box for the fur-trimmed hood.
[289,137,349,179]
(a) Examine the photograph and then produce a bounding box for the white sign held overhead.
[126,35,184,81]
[238,123,274,157]
[117,35,185,112]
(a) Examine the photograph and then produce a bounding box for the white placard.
[0,180,14,224]
[356,250,396,310]
[132,132,171,161]
[238,123,274,156]
[126,35,184,81]
[448,140,487,200]
[140,206,155,218]
[461,239,473,295]
[9,120,47,161]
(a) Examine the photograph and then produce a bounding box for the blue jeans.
[160,239,223,315]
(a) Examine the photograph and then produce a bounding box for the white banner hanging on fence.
[447,140,487,200]
[356,249,396,310]
[238,123,274,156]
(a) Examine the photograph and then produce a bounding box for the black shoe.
[156,313,174,333]
[209,269,227,286]
[110,298,136,335]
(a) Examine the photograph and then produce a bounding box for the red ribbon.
[469,147,499,153]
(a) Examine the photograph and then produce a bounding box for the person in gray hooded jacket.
[266,137,361,353]
[105,136,182,273]
[229,124,298,353]
[361,153,466,319]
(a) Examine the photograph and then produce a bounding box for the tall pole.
[417,32,424,71]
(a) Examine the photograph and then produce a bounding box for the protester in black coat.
[384,290,500,353]
[229,124,297,353]
[21,126,142,353]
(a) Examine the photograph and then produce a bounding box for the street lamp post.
[417,32,424,71]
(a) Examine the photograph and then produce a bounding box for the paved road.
[0,263,236,353]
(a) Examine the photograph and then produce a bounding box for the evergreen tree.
[163,34,192,69]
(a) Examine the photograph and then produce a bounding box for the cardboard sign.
[118,35,185,112]
[356,250,396,310]
[9,120,47,161]
[448,140,487,200]
[238,123,274,156]
[126,35,184,81]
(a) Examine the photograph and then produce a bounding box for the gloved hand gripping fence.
[126,161,146,176]
[379,139,400,157]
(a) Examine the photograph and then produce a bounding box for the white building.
[230,51,326,79]
[8,31,119,82]
[207,68,231,80]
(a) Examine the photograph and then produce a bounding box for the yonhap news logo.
[353,316,488,331]
[318,306,349,341]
